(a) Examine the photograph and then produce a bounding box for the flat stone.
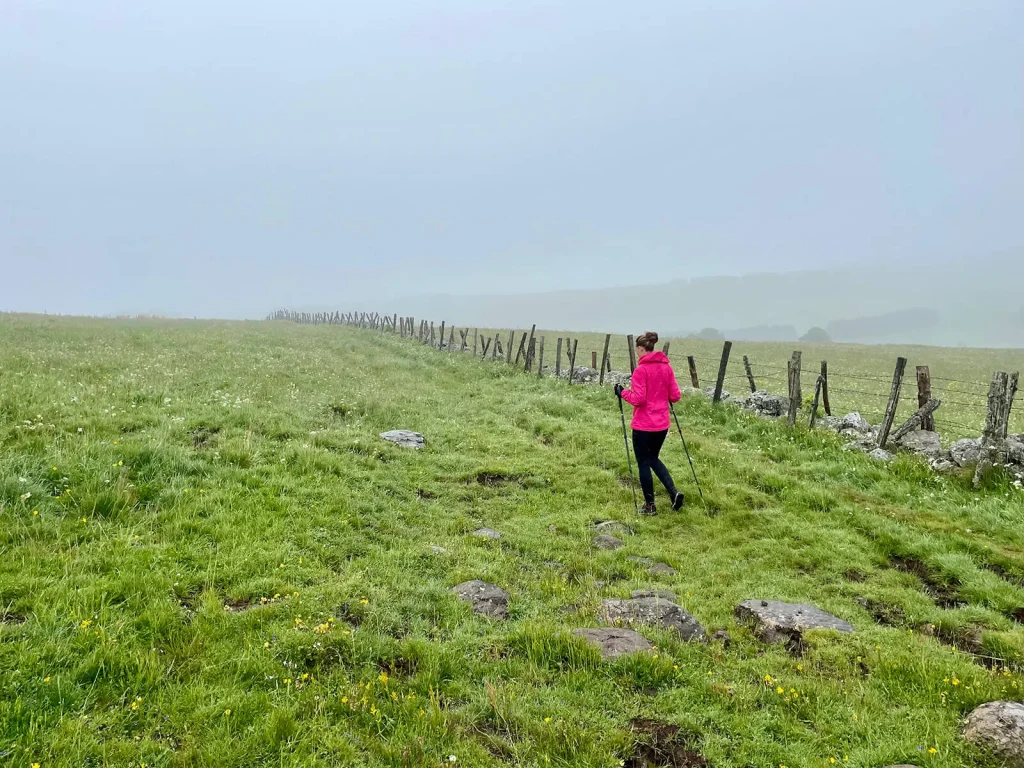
[735,599,854,645]
[601,597,706,642]
[451,580,510,620]
[593,534,624,550]
[930,457,957,473]
[649,562,676,576]
[379,430,424,449]
[631,589,677,601]
[963,701,1024,767]
[742,391,790,418]
[472,528,502,540]
[896,430,943,459]
[627,556,654,566]
[592,520,632,536]
[867,448,893,462]
[572,627,653,659]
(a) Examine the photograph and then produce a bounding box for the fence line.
[265,309,1018,446]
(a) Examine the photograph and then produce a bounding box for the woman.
[614,332,684,515]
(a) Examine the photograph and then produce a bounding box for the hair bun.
[646,331,659,344]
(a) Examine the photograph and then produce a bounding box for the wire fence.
[268,309,1020,446]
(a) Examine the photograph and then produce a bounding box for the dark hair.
[635,331,659,353]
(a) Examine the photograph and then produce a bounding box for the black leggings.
[632,429,676,504]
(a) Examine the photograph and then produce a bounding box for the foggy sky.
[2,1,1022,319]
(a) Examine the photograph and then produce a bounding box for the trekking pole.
[669,402,704,502]
[617,396,639,514]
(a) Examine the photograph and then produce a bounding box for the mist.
[2,1,1022,343]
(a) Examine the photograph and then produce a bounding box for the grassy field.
[2,314,1024,767]
[469,327,1024,442]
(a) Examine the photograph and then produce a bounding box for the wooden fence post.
[567,339,579,385]
[627,335,637,373]
[515,333,528,366]
[591,351,597,370]
[537,337,545,378]
[492,335,501,360]
[481,337,491,358]
[448,326,455,352]
[809,375,823,427]
[599,333,612,385]
[506,331,515,364]
[916,366,934,431]
[460,329,468,352]
[438,321,446,350]
[892,398,942,442]
[787,351,802,426]
[606,355,612,373]
[392,313,397,333]
[662,341,670,355]
[525,337,536,372]
[820,360,831,416]
[429,322,435,346]
[974,371,1012,487]
[713,341,733,403]
[742,354,756,393]
[522,324,536,370]
[687,356,699,388]
[877,357,908,448]
[473,329,478,356]
[555,338,563,377]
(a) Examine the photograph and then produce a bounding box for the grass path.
[1,316,1023,767]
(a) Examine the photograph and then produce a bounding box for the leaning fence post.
[515,333,528,366]
[820,360,831,416]
[627,335,637,373]
[599,334,612,385]
[506,331,515,364]
[525,337,536,372]
[492,335,501,360]
[713,341,733,403]
[742,354,757,393]
[662,341,670,355]
[878,357,908,448]
[809,375,824,428]
[787,351,802,426]
[916,366,934,431]
[537,337,545,378]
[448,326,455,352]
[555,338,563,377]
[687,356,700,388]
[567,339,579,385]
[460,329,468,352]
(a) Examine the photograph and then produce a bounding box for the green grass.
[2,314,1024,768]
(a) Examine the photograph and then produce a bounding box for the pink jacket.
[620,351,682,431]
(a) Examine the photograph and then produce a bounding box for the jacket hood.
[638,351,670,365]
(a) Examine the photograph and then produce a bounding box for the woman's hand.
[614,384,624,399]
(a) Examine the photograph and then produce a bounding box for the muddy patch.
[889,556,964,609]
[625,719,711,768]
[415,488,437,499]
[222,597,255,613]
[475,473,525,488]
[190,425,221,448]
[856,597,906,627]
[983,561,1024,588]
[0,609,26,626]
[844,569,867,583]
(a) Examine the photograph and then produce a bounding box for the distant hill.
[380,255,1024,348]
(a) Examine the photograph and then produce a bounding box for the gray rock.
[840,412,871,433]
[842,441,870,454]
[429,546,448,554]
[1006,435,1024,466]
[572,627,653,659]
[600,597,706,641]
[702,386,731,401]
[710,629,732,647]
[896,430,943,459]
[379,430,425,449]
[592,580,607,589]
[649,562,677,576]
[593,520,633,537]
[735,599,854,645]
[963,701,1024,767]
[451,580,510,619]
[930,456,957,473]
[472,528,502,540]
[593,534,625,550]
[631,589,677,601]
[868,448,894,462]
[626,555,654,566]
[742,390,790,418]
[951,437,982,467]
[814,415,843,431]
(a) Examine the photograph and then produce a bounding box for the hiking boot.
[639,502,657,516]
[671,491,685,511]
